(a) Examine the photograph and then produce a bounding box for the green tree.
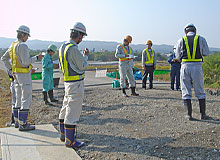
[203,52,220,88]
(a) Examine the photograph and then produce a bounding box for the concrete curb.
[0,124,81,160]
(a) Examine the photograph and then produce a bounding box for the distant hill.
[0,37,219,53]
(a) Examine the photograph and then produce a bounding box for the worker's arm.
[142,50,146,68]
[1,49,12,70]
[175,38,182,60]
[199,36,210,57]
[153,51,156,69]
[68,47,88,71]
[42,55,53,69]
[115,45,126,58]
[168,54,173,64]
[16,43,37,67]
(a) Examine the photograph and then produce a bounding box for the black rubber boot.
[48,90,58,102]
[122,88,129,97]
[131,87,139,96]
[43,91,50,105]
[183,99,195,121]
[199,99,211,120]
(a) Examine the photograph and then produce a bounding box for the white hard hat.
[71,22,87,36]
[17,25,30,36]
[184,23,196,33]
[173,45,176,49]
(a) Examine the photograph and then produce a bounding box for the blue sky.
[1,0,219,48]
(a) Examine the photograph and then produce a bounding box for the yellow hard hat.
[124,35,132,43]
[146,40,152,45]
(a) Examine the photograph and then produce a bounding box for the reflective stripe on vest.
[182,35,202,62]
[144,49,154,64]
[59,43,85,82]
[8,41,32,73]
[119,44,132,61]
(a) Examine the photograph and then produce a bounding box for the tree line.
[1,47,220,88]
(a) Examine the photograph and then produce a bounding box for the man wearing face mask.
[1,25,43,131]
[58,22,89,149]
[115,35,139,97]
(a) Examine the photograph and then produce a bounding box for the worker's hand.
[12,72,16,80]
[37,54,44,61]
[176,59,181,63]
[172,59,175,62]
[31,69,36,74]
[143,67,146,71]
[53,64,59,69]
[83,48,89,56]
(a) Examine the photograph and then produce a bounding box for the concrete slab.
[0,124,81,160]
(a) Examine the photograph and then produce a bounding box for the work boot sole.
[19,127,35,131]
[65,142,85,149]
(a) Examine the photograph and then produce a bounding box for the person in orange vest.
[1,25,43,131]
[115,35,139,97]
[142,40,156,89]
[175,23,211,120]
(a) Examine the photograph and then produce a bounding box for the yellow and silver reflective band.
[59,44,64,73]
[63,44,74,79]
[14,65,32,73]
[10,41,20,73]
[182,35,202,62]
[64,74,85,81]
[145,49,154,64]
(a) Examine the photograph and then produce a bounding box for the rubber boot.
[18,109,35,131]
[48,90,58,102]
[43,91,51,105]
[122,88,129,97]
[199,99,211,120]
[59,119,65,142]
[12,108,19,128]
[131,87,139,96]
[65,124,84,149]
[183,99,195,121]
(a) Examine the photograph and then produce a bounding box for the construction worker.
[1,25,43,131]
[168,46,181,91]
[58,22,89,149]
[175,23,211,120]
[142,40,156,89]
[42,44,58,105]
[115,35,139,97]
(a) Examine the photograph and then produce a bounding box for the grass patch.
[0,70,11,128]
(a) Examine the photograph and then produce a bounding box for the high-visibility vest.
[144,49,154,65]
[119,44,132,61]
[8,41,32,73]
[182,35,202,62]
[59,43,85,82]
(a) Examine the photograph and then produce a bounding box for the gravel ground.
[30,84,220,160]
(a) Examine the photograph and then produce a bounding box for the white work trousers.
[59,80,84,125]
[10,81,16,109]
[180,63,206,99]
[14,72,32,110]
[119,61,135,88]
